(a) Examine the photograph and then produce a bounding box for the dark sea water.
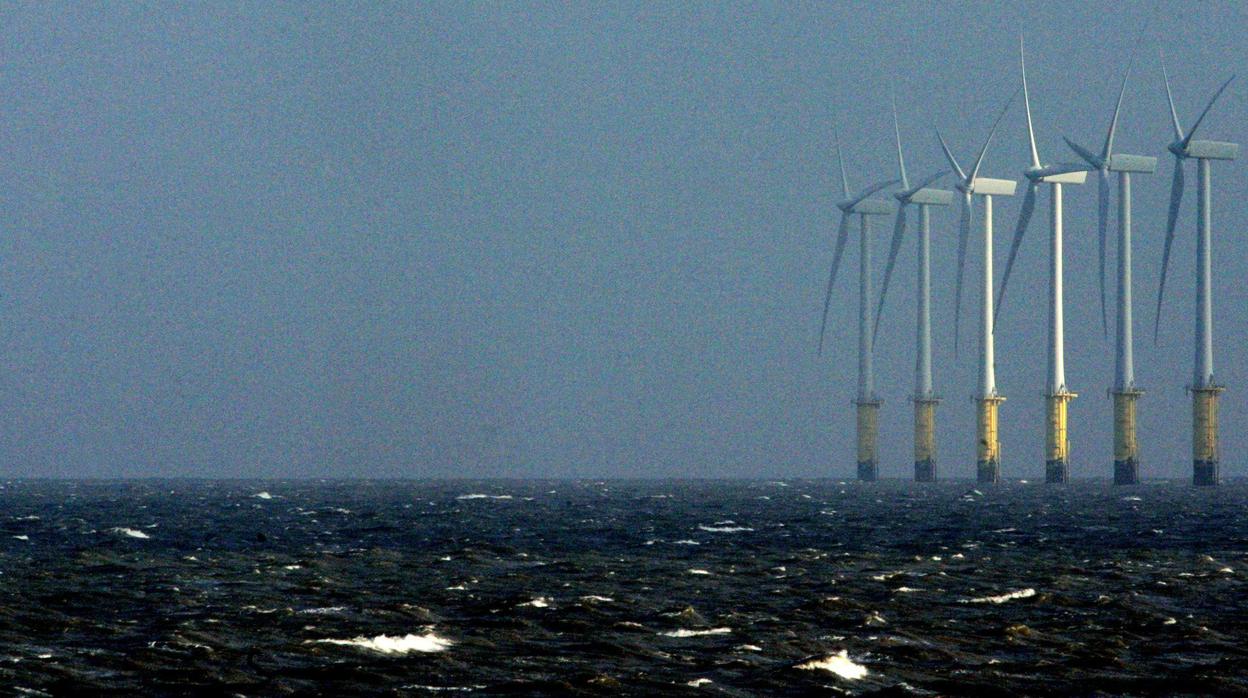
[1,479,1246,696]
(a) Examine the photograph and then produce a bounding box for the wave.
[456,494,513,501]
[963,588,1036,604]
[795,650,868,679]
[110,528,150,539]
[309,631,453,655]
[659,628,731,638]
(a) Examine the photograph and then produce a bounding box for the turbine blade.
[1103,61,1131,159]
[953,192,972,359]
[818,213,852,355]
[1154,156,1185,343]
[995,180,1038,324]
[1161,51,1184,141]
[1183,74,1236,147]
[1097,169,1110,337]
[835,126,850,200]
[848,178,900,208]
[892,93,909,190]
[1020,37,1041,168]
[903,170,946,198]
[970,87,1019,182]
[936,130,966,181]
[873,205,907,345]
[1063,136,1102,168]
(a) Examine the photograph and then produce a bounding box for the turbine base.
[1192,386,1222,487]
[976,461,1000,485]
[1045,460,1069,484]
[976,396,1004,484]
[914,459,936,483]
[1044,391,1076,484]
[1112,390,1142,485]
[1194,461,1219,487]
[913,398,938,482]
[855,399,880,482]
[1113,459,1139,486]
[857,462,878,482]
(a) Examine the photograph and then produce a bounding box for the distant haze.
[0,2,1243,478]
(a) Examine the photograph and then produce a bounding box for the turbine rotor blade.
[1097,168,1110,337]
[1183,74,1236,147]
[953,191,971,358]
[873,205,907,345]
[835,126,850,200]
[818,213,852,355]
[1154,155,1185,343]
[1064,136,1102,168]
[970,87,1019,182]
[995,180,1038,324]
[892,93,909,190]
[848,178,900,208]
[936,130,966,182]
[902,170,947,199]
[1161,51,1184,141]
[1020,37,1041,168]
[1103,61,1131,159]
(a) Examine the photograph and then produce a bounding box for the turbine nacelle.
[1183,139,1239,161]
[968,177,1016,197]
[1024,165,1089,184]
[904,187,954,206]
[1106,153,1158,173]
[848,199,894,216]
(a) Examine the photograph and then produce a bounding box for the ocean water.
[0,479,1246,696]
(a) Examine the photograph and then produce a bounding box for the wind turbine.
[935,93,1017,484]
[873,98,951,482]
[1063,62,1157,486]
[1152,57,1237,487]
[997,40,1088,485]
[817,132,895,482]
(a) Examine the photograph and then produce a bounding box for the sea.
[0,479,1245,696]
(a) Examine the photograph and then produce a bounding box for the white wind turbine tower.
[1152,57,1237,487]
[817,133,895,482]
[935,93,1017,484]
[1062,61,1157,486]
[997,41,1088,485]
[873,97,951,482]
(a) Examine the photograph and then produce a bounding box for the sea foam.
[310,631,452,654]
[795,649,869,679]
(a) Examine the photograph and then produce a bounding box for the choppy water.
[0,479,1246,696]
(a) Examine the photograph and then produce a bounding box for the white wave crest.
[659,627,731,638]
[795,649,869,679]
[963,588,1036,604]
[456,494,513,500]
[310,631,452,654]
[697,524,754,533]
[253,491,273,500]
[111,528,150,539]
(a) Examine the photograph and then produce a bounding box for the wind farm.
[816,42,1240,487]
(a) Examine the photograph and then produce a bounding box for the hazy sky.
[0,2,1243,478]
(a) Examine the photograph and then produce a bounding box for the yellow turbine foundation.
[913,398,938,482]
[856,399,880,481]
[1045,391,1076,483]
[1112,390,1142,485]
[976,396,1004,484]
[1192,386,1222,486]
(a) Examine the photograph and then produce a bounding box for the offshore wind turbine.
[817,133,895,482]
[935,93,1017,484]
[873,97,951,482]
[1063,62,1157,486]
[997,41,1088,485]
[1153,57,1237,487]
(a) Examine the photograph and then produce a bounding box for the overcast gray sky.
[0,1,1243,478]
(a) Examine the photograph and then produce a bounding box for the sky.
[0,2,1243,479]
